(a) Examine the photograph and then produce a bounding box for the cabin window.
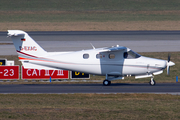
[96,54,102,59]
[109,54,115,59]
[83,54,89,59]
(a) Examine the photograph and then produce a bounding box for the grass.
[0,52,179,84]
[0,0,180,22]
[2,21,180,31]
[0,0,180,31]
[1,0,180,11]
[0,94,180,120]
[1,11,180,22]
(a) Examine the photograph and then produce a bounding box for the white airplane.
[8,30,175,86]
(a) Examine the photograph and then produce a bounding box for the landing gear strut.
[149,77,156,86]
[103,80,111,86]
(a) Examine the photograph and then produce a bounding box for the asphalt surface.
[0,83,180,94]
[0,31,180,55]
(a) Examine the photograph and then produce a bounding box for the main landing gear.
[149,77,156,86]
[103,74,156,86]
[103,79,111,86]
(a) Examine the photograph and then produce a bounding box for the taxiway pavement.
[0,83,179,94]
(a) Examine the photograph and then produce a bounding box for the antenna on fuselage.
[90,43,95,49]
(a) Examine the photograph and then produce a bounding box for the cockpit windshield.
[124,50,141,59]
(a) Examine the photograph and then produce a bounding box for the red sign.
[21,66,69,79]
[0,66,19,79]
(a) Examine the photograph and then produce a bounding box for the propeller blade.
[166,53,175,75]
[167,65,170,75]
[168,54,171,62]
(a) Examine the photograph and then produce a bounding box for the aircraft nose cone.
[167,61,175,66]
[155,60,166,67]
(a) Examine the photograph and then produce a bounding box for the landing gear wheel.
[103,80,111,86]
[149,78,156,86]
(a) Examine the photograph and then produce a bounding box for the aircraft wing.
[100,46,126,53]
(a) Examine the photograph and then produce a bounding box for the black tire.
[108,81,111,85]
[103,80,110,86]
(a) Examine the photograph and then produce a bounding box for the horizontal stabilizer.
[22,62,60,70]
[7,30,25,37]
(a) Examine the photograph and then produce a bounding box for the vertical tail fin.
[8,30,47,58]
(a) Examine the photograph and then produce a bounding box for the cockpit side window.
[124,52,128,58]
[124,50,141,59]
[109,54,115,59]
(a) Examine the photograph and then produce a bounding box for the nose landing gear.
[149,77,156,86]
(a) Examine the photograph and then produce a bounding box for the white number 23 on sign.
[4,69,14,76]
